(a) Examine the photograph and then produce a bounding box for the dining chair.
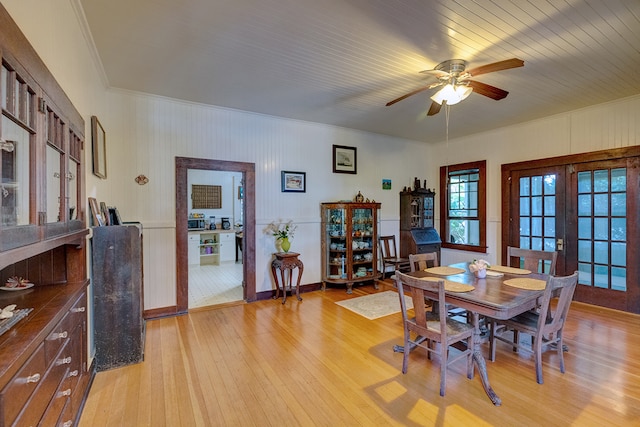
[394,271,475,396]
[408,252,439,272]
[409,252,468,321]
[379,235,410,278]
[506,246,558,275]
[488,271,578,384]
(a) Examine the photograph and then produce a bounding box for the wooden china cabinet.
[320,202,382,294]
[0,5,91,426]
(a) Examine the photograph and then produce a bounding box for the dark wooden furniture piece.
[321,202,382,294]
[270,252,303,304]
[236,231,243,262]
[399,186,442,260]
[489,272,578,384]
[395,271,475,397]
[405,263,548,406]
[0,5,92,425]
[379,235,410,278]
[92,224,145,371]
[507,246,558,275]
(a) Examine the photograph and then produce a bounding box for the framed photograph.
[91,115,107,179]
[382,179,392,190]
[88,197,103,226]
[332,145,357,174]
[281,170,306,192]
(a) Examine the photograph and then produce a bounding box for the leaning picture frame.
[281,171,306,192]
[91,115,107,179]
[332,145,357,174]
[88,197,103,226]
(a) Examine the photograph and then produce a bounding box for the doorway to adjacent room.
[175,157,256,313]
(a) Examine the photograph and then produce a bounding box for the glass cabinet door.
[351,208,375,279]
[325,207,347,279]
[0,115,30,227]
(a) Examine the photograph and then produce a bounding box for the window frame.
[439,160,487,253]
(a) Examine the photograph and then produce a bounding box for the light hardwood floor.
[80,281,640,426]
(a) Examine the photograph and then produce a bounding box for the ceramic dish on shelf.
[1,283,34,291]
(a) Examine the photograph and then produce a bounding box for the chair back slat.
[507,246,558,275]
[379,235,398,260]
[409,252,439,272]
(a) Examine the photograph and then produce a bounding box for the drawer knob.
[71,306,86,313]
[57,356,72,365]
[61,388,72,397]
[69,369,79,377]
[51,331,68,340]
[62,421,73,427]
[26,373,41,383]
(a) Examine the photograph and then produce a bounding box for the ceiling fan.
[385,58,524,116]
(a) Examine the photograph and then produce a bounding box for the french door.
[503,149,640,313]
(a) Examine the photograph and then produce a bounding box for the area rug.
[335,290,413,320]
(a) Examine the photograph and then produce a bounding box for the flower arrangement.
[264,219,297,240]
[469,259,491,273]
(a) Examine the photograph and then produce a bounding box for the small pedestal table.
[271,252,304,304]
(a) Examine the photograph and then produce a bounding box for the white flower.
[469,259,491,272]
[264,219,297,240]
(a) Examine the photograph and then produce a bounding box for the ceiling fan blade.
[419,69,450,79]
[386,83,441,106]
[427,101,441,116]
[465,58,524,78]
[468,80,509,100]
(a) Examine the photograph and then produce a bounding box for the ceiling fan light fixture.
[430,84,472,106]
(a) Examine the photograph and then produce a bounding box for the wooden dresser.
[0,278,90,426]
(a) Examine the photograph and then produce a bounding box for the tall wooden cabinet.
[321,202,382,294]
[0,5,91,425]
[399,187,442,260]
[92,224,145,371]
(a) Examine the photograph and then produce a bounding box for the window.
[439,160,486,252]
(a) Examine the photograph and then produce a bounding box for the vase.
[475,269,487,279]
[280,237,291,253]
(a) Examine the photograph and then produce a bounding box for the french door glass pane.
[519,174,556,255]
[576,169,627,291]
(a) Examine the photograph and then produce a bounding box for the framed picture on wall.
[91,116,107,179]
[281,171,306,192]
[332,145,357,174]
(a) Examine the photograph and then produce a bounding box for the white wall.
[4,0,640,312]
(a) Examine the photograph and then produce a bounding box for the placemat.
[489,265,532,275]
[419,277,475,293]
[503,278,547,291]
[424,266,466,276]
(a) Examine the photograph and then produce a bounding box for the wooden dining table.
[400,262,548,406]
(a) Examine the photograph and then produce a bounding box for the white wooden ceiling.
[79,0,640,143]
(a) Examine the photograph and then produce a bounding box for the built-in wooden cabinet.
[321,202,382,294]
[0,4,91,425]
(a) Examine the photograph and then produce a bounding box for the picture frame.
[88,197,103,226]
[382,179,392,190]
[91,115,107,179]
[108,207,122,225]
[332,145,357,174]
[100,201,110,226]
[281,170,306,192]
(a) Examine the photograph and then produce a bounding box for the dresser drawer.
[44,292,86,365]
[0,344,46,426]
[38,376,72,427]
[13,338,73,427]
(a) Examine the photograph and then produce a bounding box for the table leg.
[470,312,502,406]
[294,261,303,301]
[271,264,280,301]
[281,268,288,304]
